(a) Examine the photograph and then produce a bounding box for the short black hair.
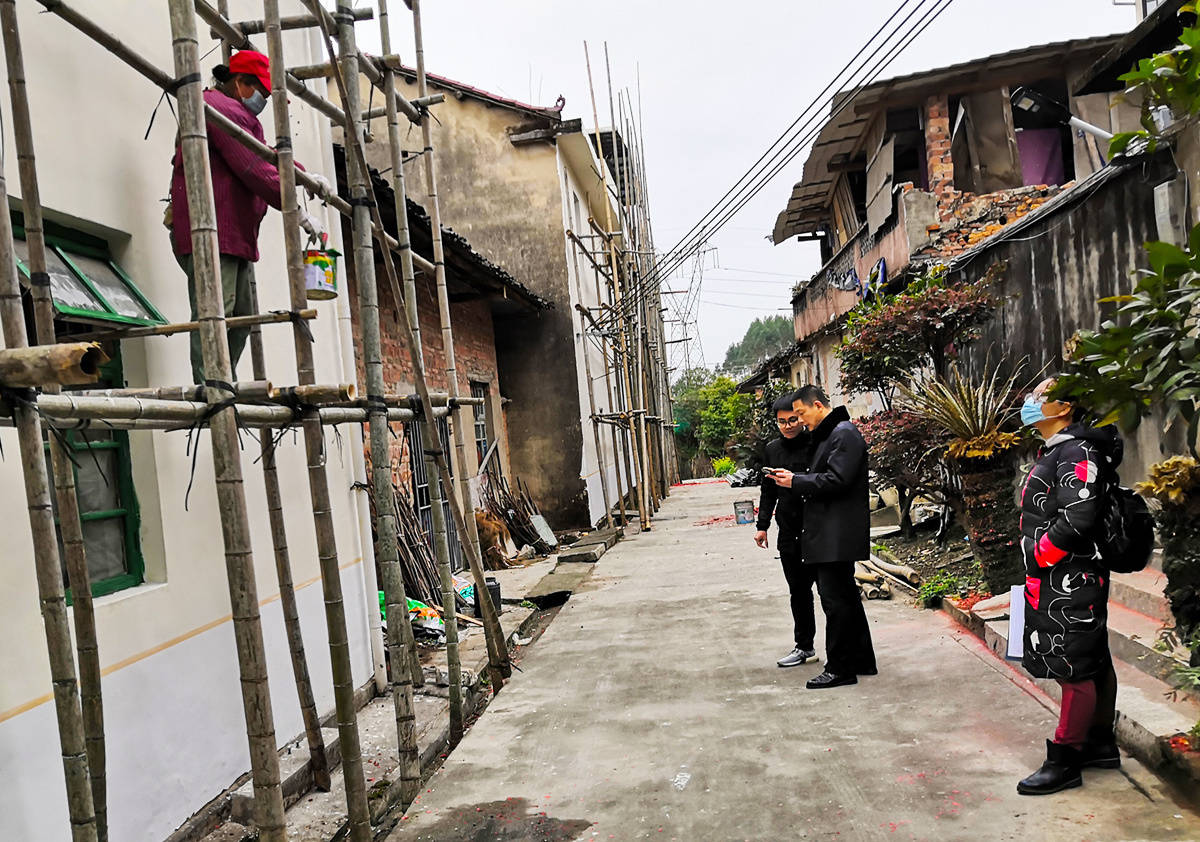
[771,391,799,414]
[793,384,829,406]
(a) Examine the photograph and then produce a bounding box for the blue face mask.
[1020,397,1046,427]
[241,89,267,115]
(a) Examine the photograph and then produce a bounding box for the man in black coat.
[755,391,816,668]
[774,385,877,689]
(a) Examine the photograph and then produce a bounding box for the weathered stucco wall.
[360,78,589,527]
[956,156,1183,485]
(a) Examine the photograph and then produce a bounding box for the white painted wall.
[557,135,626,527]
[0,2,374,839]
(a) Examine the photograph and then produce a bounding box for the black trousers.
[779,542,817,650]
[814,560,877,676]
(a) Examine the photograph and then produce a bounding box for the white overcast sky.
[360,0,1137,371]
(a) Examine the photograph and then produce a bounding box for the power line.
[611,0,956,329]
[635,0,955,315]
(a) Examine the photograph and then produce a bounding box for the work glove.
[299,209,326,245]
[304,172,334,200]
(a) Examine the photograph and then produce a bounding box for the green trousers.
[176,251,254,386]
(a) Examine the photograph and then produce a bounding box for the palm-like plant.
[897,362,1030,462]
[898,361,1036,594]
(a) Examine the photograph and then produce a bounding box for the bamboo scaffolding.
[33,0,436,278]
[606,52,658,519]
[0,18,97,842]
[305,0,508,760]
[167,5,287,834]
[406,0,510,692]
[0,5,104,838]
[369,0,483,712]
[584,44,648,530]
[567,222,614,530]
[68,307,317,342]
[209,1,327,797]
[312,0,470,754]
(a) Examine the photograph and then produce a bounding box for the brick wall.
[344,250,503,493]
[924,94,955,218]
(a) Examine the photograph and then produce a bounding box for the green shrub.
[712,456,736,477]
[918,571,962,609]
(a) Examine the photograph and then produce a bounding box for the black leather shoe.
[1080,739,1121,769]
[1017,740,1083,795]
[806,670,857,689]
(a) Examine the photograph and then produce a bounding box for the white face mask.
[241,89,267,115]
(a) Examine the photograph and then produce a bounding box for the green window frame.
[12,219,165,328]
[46,349,145,601]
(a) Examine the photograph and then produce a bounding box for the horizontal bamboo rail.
[70,308,317,342]
[76,381,272,401]
[216,7,372,38]
[0,402,449,431]
[0,343,106,387]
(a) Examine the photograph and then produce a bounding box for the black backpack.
[1098,482,1156,573]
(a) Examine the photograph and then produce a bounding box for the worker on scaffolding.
[166,48,329,384]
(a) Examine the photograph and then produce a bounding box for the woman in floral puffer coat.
[1015,377,1121,796]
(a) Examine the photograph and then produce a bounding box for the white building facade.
[0,3,378,839]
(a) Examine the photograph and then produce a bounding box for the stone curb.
[939,598,1200,797]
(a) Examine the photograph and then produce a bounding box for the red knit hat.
[229,50,271,93]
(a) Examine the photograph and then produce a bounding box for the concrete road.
[388,482,1200,841]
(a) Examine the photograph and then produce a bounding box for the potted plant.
[899,362,1029,594]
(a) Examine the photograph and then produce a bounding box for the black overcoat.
[791,406,870,564]
[1018,423,1121,681]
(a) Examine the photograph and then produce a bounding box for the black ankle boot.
[1081,727,1120,769]
[1017,740,1083,795]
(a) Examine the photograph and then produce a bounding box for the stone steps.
[1110,568,1172,626]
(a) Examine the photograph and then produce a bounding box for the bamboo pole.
[604,53,658,518]
[306,0,504,753]
[166,4,286,837]
[405,0,510,688]
[217,7,371,37]
[223,4,330,794]
[364,0,432,800]
[262,2,374,833]
[406,0,466,746]
[76,380,270,401]
[0,405,435,433]
[69,307,317,342]
[0,6,103,838]
[0,77,97,842]
[584,43,648,530]
[0,343,106,387]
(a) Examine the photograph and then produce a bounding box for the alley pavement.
[388,482,1200,841]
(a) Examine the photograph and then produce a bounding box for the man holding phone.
[755,391,817,668]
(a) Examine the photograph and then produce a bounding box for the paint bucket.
[303,247,339,300]
[474,577,502,619]
[733,499,755,524]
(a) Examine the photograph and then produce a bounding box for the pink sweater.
[170,89,285,262]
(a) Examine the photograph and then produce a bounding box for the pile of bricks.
[917,183,1068,259]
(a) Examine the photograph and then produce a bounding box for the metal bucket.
[304,248,338,300]
[733,499,755,524]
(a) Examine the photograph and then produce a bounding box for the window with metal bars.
[406,417,463,572]
[470,381,490,467]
